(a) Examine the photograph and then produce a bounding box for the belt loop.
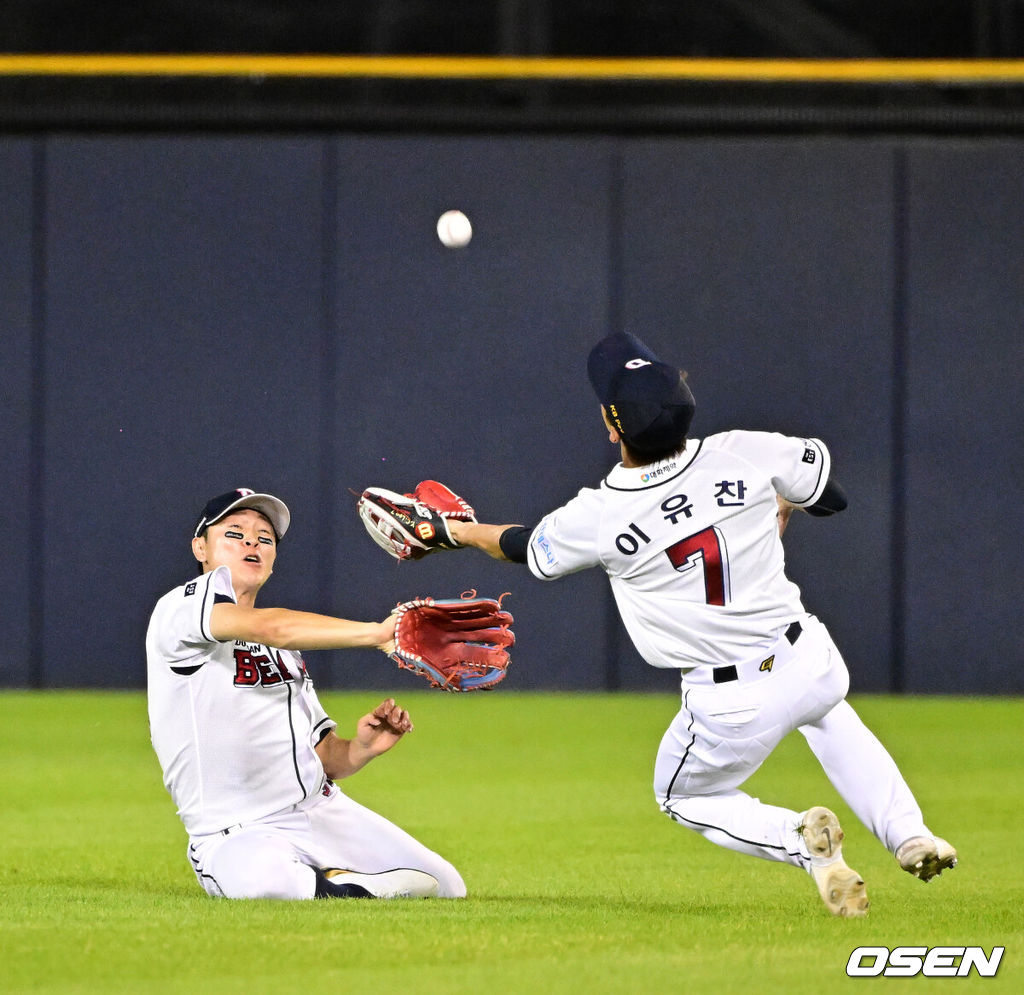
[785,621,802,645]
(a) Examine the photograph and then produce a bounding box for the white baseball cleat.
[895,836,958,882]
[322,868,440,898]
[800,806,869,918]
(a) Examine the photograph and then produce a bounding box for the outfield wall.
[1,135,1020,693]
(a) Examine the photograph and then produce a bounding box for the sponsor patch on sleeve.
[535,526,557,567]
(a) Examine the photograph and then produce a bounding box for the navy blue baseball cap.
[193,488,291,540]
[587,332,695,454]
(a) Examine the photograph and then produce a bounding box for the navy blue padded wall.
[619,139,898,691]
[0,139,34,687]
[41,137,327,686]
[9,133,1022,692]
[903,142,1024,693]
[325,135,617,691]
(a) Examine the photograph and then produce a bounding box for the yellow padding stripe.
[0,55,1023,83]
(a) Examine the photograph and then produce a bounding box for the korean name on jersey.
[526,431,830,670]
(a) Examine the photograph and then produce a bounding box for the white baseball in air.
[436,209,473,248]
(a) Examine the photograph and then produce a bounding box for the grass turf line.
[0,690,1020,993]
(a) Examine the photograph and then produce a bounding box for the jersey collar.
[603,439,703,491]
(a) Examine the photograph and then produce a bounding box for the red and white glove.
[357,480,475,561]
[388,593,514,691]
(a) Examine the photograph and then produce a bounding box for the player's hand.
[375,613,398,656]
[355,698,413,757]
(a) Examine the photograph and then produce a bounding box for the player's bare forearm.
[316,731,376,780]
[209,602,397,652]
[315,700,412,779]
[448,520,520,560]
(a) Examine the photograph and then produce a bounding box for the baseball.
[436,209,473,248]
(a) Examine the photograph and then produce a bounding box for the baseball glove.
[389,593,514,692]
[358,480,475,561]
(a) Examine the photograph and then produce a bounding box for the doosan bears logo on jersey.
[232,648,298,687]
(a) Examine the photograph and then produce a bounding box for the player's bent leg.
[799,699,936,854]
[801,702,958,886]
[656,788,808,866]
[653,694,802,864]
[314,867,440,899]
[195,830,317,899]
[306,790,466,898]
[657,792,870,916]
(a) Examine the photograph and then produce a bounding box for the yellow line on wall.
[1,54,1023,83]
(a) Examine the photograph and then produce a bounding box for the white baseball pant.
[187,784,465,899]
[653,614,933,867]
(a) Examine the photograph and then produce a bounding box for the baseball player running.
[362,333,957,916]
[145,488,465,901]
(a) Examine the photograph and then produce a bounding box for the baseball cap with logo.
[193,488,291,540]
[587,332,696,455]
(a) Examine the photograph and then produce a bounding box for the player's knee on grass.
[433,858,467,898]
[211,835,316,900]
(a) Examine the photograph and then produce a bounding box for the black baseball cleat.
[315,867,440,899]
[895,836,958,881]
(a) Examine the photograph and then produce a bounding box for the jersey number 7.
[665,526,730,606]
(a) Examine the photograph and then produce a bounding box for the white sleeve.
[713,431,831,507]
[148,566,236,666]
[769,435,831,507]
[298,671,338,747]
[527,488,604,581]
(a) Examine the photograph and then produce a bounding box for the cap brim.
[203,493,291,539]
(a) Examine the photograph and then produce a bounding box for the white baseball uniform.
[146,565,465,899]
[527,430,933,867]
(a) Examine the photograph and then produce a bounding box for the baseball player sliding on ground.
[146,488,465,901]
[359,332,957,917]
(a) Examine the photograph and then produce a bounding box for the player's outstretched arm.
[209,602,397,653]
[447,521,530,562]
[315,698,413,779]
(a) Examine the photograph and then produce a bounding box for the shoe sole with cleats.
[896,837,958,882]
[800,806,869,918]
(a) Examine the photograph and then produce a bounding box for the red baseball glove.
[389,594,514,692]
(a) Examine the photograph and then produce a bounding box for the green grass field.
[1,690,1020,993]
